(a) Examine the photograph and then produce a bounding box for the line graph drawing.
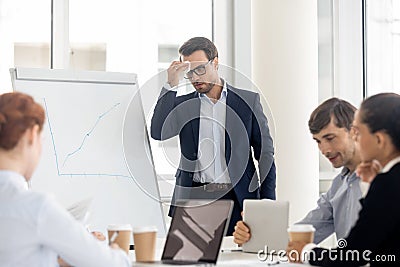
[43,98,133,180]
[62,103,120,167]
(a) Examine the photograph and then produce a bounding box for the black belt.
[192,182,232,192]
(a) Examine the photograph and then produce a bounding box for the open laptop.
[242,199,289,253]
[161,200,233,265]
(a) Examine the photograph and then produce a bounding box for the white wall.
[251,0,320,224]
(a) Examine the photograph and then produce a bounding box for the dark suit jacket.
[151,82,276,216]
[310,163,400,267]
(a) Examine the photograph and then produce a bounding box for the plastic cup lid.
[107,224,132,231]
[132,226,158,233]
[287,224,315,232]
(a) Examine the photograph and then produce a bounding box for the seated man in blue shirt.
[233,98,369,245]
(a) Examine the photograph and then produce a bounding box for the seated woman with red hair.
[0,92,130,267]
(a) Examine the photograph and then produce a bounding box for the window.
[317,0,341,192]
[0,0,213,204]
[317,0,365,193]
[318,0,334,103]
[365,0,400,95]
[0,0,50,93]
[69,0,212,86]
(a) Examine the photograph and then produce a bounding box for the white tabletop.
[130,237,311,266]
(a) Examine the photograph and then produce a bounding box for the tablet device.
[242,199,289,253]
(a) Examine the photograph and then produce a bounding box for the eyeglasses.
[184,60,212,79]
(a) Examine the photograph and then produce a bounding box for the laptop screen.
[161,200,233,264]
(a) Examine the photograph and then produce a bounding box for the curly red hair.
[0,92,45,150]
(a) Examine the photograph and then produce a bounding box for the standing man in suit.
[151,37,276,235]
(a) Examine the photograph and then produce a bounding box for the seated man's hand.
[286,241,307,263]
[233,221,251,245]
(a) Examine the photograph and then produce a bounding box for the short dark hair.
[360,93,400,151]
[309,97,357,134]
[179,37,218,61]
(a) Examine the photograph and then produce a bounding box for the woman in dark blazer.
[287,93,400,266]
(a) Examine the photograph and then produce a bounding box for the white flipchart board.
[10,68,166,236]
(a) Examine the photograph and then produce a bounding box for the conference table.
[130,237,313,266]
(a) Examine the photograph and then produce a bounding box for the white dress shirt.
[380,156,400,173]
[193,82,230,184]
[0,170,130,267]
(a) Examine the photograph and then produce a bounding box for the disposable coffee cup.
[107,224,132,254]
[287,224,315,243]
[133,226,157,262]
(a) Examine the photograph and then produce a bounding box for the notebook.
[242,199,289,253]
[161,200,233,265]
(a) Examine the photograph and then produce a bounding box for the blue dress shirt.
[297,168,365,244]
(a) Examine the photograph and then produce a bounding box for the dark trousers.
[190,182,242,236]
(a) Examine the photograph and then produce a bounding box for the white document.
[67,197,93,223]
